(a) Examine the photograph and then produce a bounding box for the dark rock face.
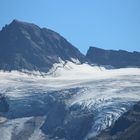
[40,94,93,140]
[0,20,85,72]
[86,47,140,68]
[42,107,93,140]
[93,101,140,140]
[0,94,9,113]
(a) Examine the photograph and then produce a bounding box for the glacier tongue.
[0,62,140,140]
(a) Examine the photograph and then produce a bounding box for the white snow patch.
[0,117,32,140]
[0,117,46,140]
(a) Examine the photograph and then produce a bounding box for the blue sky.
[0,0,140,54]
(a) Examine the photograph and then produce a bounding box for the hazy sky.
[0,0,140,54]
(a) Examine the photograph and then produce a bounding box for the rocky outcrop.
[0,20,86,72]
[86,47,140,68]
[40,94,93,140]
[0,94,9,113]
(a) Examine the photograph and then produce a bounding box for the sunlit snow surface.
[0,62,140,140]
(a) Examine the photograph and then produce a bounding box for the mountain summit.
[0,20,85,72]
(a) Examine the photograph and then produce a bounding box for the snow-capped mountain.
[0,20,140,140]
[0,20,85,72]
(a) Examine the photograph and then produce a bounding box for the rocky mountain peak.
[0,20,86,72]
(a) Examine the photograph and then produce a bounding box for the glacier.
[0,62,140,140]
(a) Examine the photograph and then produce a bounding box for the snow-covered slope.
[0,62,140,140]
[0,117,46,140]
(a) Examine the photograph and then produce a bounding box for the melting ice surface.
[0,61,140,140]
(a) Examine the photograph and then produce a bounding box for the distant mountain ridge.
[0,20,85,72]
[86,47,140,68]
[0,20,140,72]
